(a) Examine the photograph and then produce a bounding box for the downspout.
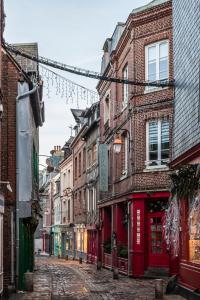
[16,84,38,287]
[127,201,131,276]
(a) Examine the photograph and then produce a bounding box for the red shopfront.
[171,152,200,293]
[100,191,177,277]
[131,192,177,277]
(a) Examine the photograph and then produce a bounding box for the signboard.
[99,144,108,192]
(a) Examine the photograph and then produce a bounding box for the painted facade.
[60,138,74,258]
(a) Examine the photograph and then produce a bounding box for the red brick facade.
[71,128,87,225]
[97,0,175,276]
[1,50,20,291]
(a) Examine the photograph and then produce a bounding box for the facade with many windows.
[97,0,174,277]
[82,102,100,264]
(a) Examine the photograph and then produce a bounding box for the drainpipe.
[16,84,38,288]
[127,201,131,276]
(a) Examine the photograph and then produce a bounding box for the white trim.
[145,119,169,169]
[145,40,169,91]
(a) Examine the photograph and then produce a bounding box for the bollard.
[97,260,102,271]
[155,279,164,299]
[79,257,82,264]
[65,255,68,260]
[113,268,119,280]
[24,272,33,292]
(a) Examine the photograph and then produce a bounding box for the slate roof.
[71,109,86,124]
[132,0,170,14]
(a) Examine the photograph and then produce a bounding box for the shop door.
[148,212,169,267]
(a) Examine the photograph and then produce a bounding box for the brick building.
[171,0,200,294]
[70,109,88,261]
[97,0,174,277]
[0,0,4,296]
[1,44,44,292]
[82,102,100,264]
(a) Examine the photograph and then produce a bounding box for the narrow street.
[13,257,158,300]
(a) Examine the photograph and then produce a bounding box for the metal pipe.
[16,84,38,287]
[127,201,131,276]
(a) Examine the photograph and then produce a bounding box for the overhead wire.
[4,42,174,88]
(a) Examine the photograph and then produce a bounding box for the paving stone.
[9,257,186,300]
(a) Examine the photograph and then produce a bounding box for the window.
[122,65,128,107]
[121,134,128,176]
[146,119,169,168]
[83,148,86,172]
[68,200,70,222]
[75,157,77,179]
[78,152,81,176]
[92,144,97,165]
[104,95,110,125]
[189,195,200,264]
[87,149,92,168]
[67,169,71,187]
[146,41,169,87]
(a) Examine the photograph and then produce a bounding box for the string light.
[38,65,99,105]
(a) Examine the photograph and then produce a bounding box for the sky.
[4,0,150,167]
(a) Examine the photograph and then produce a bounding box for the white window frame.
[145,119,169,170]
[122,65,129,109]
[104,92,110,125]
[145,40,169,91]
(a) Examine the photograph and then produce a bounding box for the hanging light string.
[4,42,174,88]
[34,65,99,106]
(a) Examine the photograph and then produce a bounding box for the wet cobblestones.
[9,256,184,300]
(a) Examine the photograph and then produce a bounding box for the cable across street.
[4,42,174,88]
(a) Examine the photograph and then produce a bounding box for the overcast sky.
[4,0,149,166]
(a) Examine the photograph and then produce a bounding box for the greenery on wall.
[170,164,200,200]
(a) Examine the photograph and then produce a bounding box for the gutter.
[16,84,38,288]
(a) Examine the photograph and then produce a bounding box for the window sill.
[143,165,169,172]
[144,86,168,94]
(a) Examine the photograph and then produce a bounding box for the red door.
[148,212,169,267]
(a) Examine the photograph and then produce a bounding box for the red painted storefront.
[99,191,178,277]
[100,192,178,277]
[171,148,200,292]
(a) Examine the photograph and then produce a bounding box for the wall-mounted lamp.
[113,134,123,154]
[0,181,13,193]
[113,128,131,154]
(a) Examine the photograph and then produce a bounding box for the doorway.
[148,211,169,267]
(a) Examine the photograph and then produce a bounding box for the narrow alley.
[10,257,159,300]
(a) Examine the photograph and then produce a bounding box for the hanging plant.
[170,164,200,200]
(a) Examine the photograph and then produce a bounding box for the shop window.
[189,195,200,264]
[146,119,169,168]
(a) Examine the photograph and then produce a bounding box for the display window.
[189,194,200,264]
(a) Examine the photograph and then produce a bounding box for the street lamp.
[0,181,12,193]
[113,128,131,153]
[113,134,123,154]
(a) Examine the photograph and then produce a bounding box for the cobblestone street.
[10,257,161,300]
